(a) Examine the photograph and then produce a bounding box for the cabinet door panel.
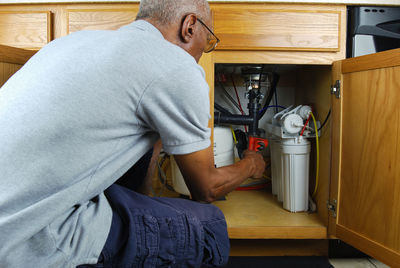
[213,5,343,52]
[0,44,36,87]
[67,8,139,34]
[0,11,51,49]
[331,48,400,267]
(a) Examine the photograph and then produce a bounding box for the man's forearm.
[175,147,265,203]
[210,156,260,199]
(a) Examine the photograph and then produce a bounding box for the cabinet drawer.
[67,8,139,34]
[0,11,51,49]
[213,5,343,52]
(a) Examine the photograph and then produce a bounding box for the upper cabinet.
[0,11,52,49]
[66,5,139,34]
[0,3,346,64]
[211,3,347,64]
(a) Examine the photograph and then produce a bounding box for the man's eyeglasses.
[197,18,220,53]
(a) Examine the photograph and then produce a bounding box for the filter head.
[297,105,312,120]
[282,114,303,134]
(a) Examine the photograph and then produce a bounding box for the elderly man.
[0,0,265,267]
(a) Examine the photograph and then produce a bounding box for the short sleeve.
[137,64,211,155]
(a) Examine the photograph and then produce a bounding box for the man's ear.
[180,14,197,43]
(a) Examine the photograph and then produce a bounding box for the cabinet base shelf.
[214,189,327,239]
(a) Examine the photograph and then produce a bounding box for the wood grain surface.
[336,51,400,266]
[0,44,36,64]
[0,11,51,49]
[213,4,343,52]
[67,8,139,33]
[214,189,327,239]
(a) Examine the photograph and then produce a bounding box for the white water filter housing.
[270,139,284,202]
[170,156,190,195]
[281,137,311,212]
[213,126,236,168]
[270,140,278,196]
[171,126,235,195]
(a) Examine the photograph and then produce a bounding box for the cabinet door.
[0,11,51,49]
[0,44,36,87]
[67,7,139,34]
[212,4,345,53]
[330,48,400,267]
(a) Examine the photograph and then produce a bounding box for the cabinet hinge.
[330,80,341,99]
[327,199,337,218]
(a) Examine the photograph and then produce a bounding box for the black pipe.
[214,112,254,126]
[246,88,261,136]
[214,102,233,115]
[259,72,280,119]
[247,102,259,136]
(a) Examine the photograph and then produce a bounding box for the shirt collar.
[129,20,165,40]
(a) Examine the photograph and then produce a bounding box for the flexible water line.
[311,112,319,198]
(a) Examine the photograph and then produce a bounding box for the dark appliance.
[347,6,400,58]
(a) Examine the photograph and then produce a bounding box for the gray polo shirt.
[0,20,211,267]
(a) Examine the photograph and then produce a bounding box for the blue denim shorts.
[94,184,230,268]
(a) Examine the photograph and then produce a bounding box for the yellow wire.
[230,126,238,144]
[310,112,319,198]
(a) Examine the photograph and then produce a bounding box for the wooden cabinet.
[66,6,139,34]
[0,11,52,49]
[210,48,400,267]
[211,3,346,65]
[212,4,343,52]
[203,4,347,251]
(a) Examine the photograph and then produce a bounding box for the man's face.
[192,17,211,62]
[171,13,218,63]
[193,16,220,62]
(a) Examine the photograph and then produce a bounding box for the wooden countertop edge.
[228,226,328,239]
[0,44,37,65]
[0,0,399,4]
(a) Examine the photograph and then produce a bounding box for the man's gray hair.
[136,0,210,24]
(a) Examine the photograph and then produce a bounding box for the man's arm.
[174,146,265,203]
[137,140,163,195]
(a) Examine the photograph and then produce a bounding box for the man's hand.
[242,150,266,179]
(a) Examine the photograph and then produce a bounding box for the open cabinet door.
[329,48,400,267]
[198,52,215,142]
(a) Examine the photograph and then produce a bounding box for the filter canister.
[172,126,235,195]
[270,139,283,202]
[213,126,235,168]
[281,138,311,212]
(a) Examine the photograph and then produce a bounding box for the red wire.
[231,74,248,132]
[236,183,269,191]
[300,114,312,136]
